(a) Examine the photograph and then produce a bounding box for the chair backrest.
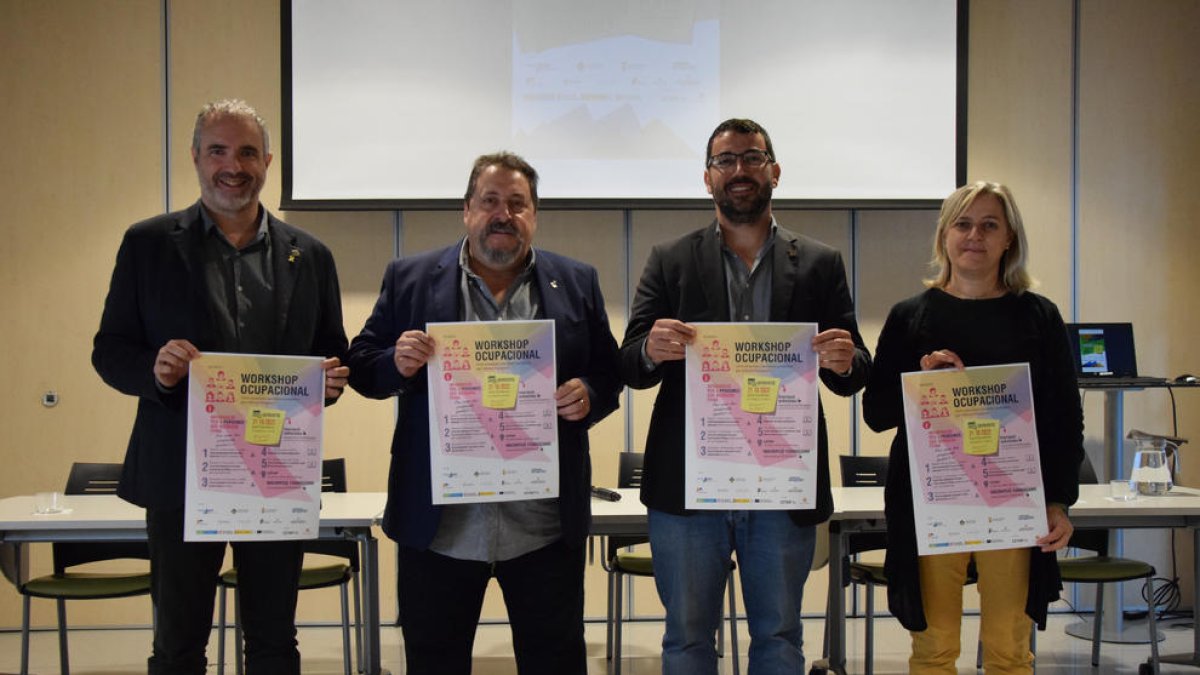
[608,453,648,557]
[839,454,889,487]
[1070,453,1107,555]
[320,457,347,493]
[54,462,150,574]
[65,462,124,494]
[617,452,644,489]
[0,542,28,586]
[304,458,358,567]
[1079,453,1099,485]
[838,454,889,558]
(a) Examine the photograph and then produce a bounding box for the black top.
[862,288,1084,630]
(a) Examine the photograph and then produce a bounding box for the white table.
[589,488,645,536]
[0,492,389,674]
[822,484,1200,673]
[593,485,1200,671]
[1080,380,1200,642]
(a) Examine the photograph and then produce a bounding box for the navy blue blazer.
[619,223,871,526]
[346,241,621,550]
[92,201,348,509]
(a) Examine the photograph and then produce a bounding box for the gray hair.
[191,99,270,155]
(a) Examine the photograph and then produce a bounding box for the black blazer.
[346,242,622,550]
[92,201,348,509]
[619,223,870,525]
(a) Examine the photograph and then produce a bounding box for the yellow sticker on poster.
[483,374,520,409]
[740,376,780,414]
[962,418,1000,456]
[245,407,286,446]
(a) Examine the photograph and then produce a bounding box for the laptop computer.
[1065,322,1167,387]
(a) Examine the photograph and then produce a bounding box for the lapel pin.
[288,248,301,263]
[550,280,559,289]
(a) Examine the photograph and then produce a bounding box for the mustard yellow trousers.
[911,548,1034,674]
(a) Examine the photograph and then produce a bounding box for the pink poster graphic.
[684,323,819,510]
[427,321,558,504]
[901,363,1048,555]
[185,353,325,542]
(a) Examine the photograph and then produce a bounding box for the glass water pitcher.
[1129,436,1177,496]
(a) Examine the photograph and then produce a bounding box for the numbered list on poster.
[427,320,558,504]
[901,363,1048,555]
[684,323,819,509]
[185,353,325,542]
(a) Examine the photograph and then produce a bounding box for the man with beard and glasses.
[619,118,871,675]
[92,99,349,674]
[346,152,621,675]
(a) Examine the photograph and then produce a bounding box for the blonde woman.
[863,181,1083,674]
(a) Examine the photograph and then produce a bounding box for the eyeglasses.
[707,149,773,171]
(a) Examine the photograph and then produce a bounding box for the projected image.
[507,0,719,197]
[512,21,717,161]
[1078,329,1110,373]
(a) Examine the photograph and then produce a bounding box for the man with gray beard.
[346,152,621,675]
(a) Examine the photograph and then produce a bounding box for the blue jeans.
[648,508,816,675]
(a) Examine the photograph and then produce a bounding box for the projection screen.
[283,0,966,208]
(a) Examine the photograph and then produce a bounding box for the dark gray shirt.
[427,240,563,562]
[719,220,777,323]
[200,205,274,353]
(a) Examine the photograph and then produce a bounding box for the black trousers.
[145,507,304,675]
[397,539,587,675]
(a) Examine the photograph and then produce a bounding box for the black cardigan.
[862,288,1084,630]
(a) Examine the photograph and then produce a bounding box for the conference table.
[824,484,1200,673]
[8,486,1200,673]
[0,490,637,675]
[592,485,1200,673]
[589,487,648,535]
[0,492,389,674]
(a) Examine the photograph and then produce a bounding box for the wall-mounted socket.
[42,391,58,408]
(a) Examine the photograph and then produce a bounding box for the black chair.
[1058,454,1160,673]
[601,452,740,675]
[836,454,985,675]
[16,462,153,675]
[216,458,362,675]
[837,455,890,675]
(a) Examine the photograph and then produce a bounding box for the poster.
[684,322,819,509]
[902,363,1048,555]
[185,353,325,541]
[427,320,558,504]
